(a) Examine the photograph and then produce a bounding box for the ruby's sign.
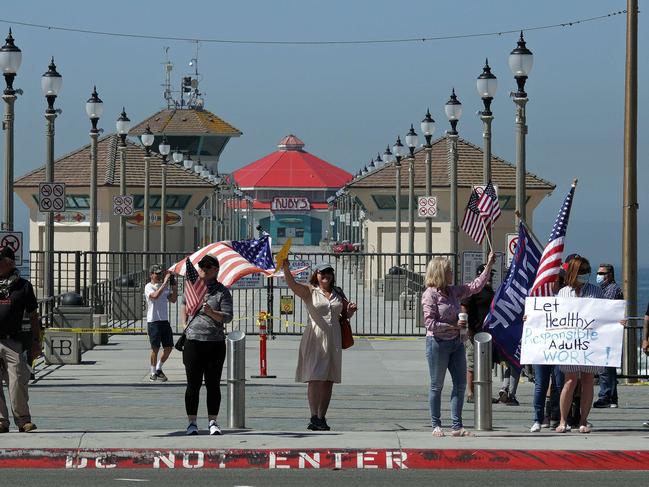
[271,197,311,212]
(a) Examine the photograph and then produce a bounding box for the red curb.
[0,448,648,470]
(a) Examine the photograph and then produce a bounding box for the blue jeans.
[533,364,564,423]
[598,367,618,404]
[425,336,467,430]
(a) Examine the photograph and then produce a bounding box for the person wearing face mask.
[554,256,605,433]
[592,264,623,409]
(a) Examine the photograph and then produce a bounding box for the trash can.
[112,276,142,321]
[384,271,406,301]
[54,293,94,352]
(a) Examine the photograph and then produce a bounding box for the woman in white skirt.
[282,260,357,431]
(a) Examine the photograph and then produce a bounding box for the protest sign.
[520,296,625,367]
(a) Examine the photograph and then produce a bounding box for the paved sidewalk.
[2,334,649,469]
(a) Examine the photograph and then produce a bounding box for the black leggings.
[182,339,226,417]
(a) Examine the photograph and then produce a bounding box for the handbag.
[174,332,186,352]
[337,288,354,349]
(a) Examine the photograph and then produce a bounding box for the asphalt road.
[1,470,647,486]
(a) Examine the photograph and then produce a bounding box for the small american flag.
[529,183,576,296]
[477,181,501,225]
[184,256,207,316]
[461,189,485,244]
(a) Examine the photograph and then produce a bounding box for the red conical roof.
[233,135,352,188]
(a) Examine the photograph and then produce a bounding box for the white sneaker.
[209,420,222,436]
[530,422,542,433]
[186,422,198,436]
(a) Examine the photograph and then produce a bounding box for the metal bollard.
[227,330,246,429]
[473,332,493,431]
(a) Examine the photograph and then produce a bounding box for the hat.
[198,254,220,268]
[0,246,16,262]
[476,264,495,277]
[314,262,334,273]
[149,264,163,274]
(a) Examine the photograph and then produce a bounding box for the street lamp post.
[42,57,62,299]
[392,136,405,267]
[420,109,436,258]
[405,125,419,271]
[140,125,154,269]
[158,137,170,254]
[509,31,533,227]
[85,86,103,310]
[477,59,498,260]
[116,108,131,275]
[445,89,462,283]
[0,29,21,231]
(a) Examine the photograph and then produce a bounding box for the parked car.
[332,240,355,253]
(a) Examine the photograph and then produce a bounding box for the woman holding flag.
[422,251,496,437]
[181,254,233,436]
[282,259,357,431]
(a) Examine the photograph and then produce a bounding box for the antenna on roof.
[162,47,178,109]
[182,41,205,110]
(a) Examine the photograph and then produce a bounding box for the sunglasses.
[597,271,610,275]
[199,264,217,270]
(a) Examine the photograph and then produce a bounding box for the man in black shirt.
[461,264,495,403]
[0,246,41,433]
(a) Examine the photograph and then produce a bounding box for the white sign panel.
[230,273,264,289]
[462,251,504,290]
[39,182,66,213]
[275,260,311,288]
[112,195,134,216]
[0,231,22,266]
[271,197,311,212]
[521,297,625,367]
[417,196,438,218]
[506,233,518,268]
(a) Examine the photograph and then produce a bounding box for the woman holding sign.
[422,252,496,437]
[555,256,605,434]
[282,260,357,431]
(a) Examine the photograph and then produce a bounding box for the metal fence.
[29,250,453,336]
[28,250,649,378]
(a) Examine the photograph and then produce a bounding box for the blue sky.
[0,0,646,271]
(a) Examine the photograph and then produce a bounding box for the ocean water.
[638,267,649,317]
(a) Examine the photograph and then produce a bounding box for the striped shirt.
[557,283,604,373]
[421,270,490,340]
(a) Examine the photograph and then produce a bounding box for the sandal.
[451,428,473,437]
[555,424,571,433]
[432,426,445,437]
[578,425,591,434]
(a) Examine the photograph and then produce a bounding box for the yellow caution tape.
[46,327,148,333]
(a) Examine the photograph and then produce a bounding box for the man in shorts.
[461,264,495,404]
[145,264,177,381]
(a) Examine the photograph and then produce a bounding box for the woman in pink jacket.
[421,252,496,437]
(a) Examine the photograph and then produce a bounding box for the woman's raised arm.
[282,259,311,301]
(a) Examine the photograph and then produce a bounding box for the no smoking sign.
[417,196,438,218]
[113,195,134,216]
[39,182,66,213]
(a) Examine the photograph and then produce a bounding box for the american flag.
[171,235,278,288]
[461,188,485,244]
[529,183,576,296]
[184,256,207,316]
[477,181,501,225]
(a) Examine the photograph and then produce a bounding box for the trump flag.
[483,222,542,371]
